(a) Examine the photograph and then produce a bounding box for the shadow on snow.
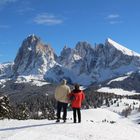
[0,121,73,132]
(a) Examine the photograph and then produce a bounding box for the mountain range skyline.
[2,34,140,62]
[0,0,140,63]
[1,34,140,64]
[1,34,140,86]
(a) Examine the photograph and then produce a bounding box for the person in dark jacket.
[68,83,85,123]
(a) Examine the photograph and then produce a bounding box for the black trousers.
[57,101,68,120]
[72,108,81,123]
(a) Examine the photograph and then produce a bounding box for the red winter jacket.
[69,90,85,108]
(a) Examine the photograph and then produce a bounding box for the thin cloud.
[107,14,120,19]
[0,0,18,5]
[0,25,10,28]
[105,14,123,25]
[34,13,63,26]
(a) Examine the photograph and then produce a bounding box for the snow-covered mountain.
[0,62,13,78]
[13,34,56,76]
[97,71,140,95]
[1,35,140,86]
[45,38,140,85]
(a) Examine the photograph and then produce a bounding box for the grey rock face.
[52,39,140,85]
[13,35,56,75]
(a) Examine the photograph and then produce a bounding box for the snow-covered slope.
[0,108,140,140]
[106,38,140,57]
[106,98,140,123]
[97,71,140,94]
[98,87,140,96]
[15,75,49,86]
[107,98,140,113]
[107,75,130,85]
[0,62,13,78]
[45,64,93,85]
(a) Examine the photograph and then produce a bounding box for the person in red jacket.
[69,83,85,123]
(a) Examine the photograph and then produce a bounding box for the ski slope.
[0,108,140,140]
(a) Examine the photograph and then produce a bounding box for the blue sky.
[0,0,140,63]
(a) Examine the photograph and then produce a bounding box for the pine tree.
[0,96,12,119]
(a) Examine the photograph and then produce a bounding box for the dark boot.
[56,119,60,123]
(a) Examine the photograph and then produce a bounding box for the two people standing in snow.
[55,79,85,123]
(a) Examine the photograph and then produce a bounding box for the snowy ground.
[108,98,140,112]
[97,87,140,95]
[15,75,50,87]
[106,98,140,123]
[0,108,140,140]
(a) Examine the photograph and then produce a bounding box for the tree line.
[1,88,140,120]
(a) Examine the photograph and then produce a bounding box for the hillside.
[97,71,140,94]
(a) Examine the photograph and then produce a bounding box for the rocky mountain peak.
[75,41,94,57]
[22,34,41,50]
[27,34,40,42]
[24,35,55,58]
[13,35,56,76]
[58,45,77,67]
[75,41,93,50]
[60,45,73,56]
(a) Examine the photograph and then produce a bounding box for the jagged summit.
[25,34,41,45]
[28,34,37,37]
[13,35,56,76]
[27,34,40,39]
[74,41,94,58]
[105,38,140,57]
[49,38,140,85]
[75,41,93,50]
[24,34,55,56]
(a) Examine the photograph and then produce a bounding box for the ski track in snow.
[0,108,140,140]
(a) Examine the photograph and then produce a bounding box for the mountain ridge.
[1,34,140,86]
[105,38,140,57]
